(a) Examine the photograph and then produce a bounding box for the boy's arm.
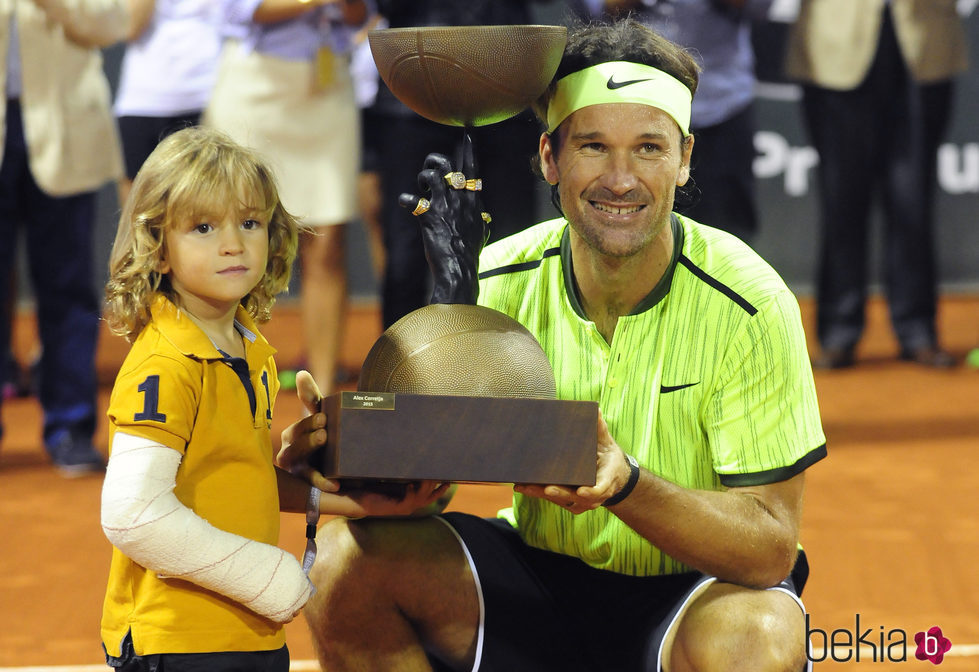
[101,432,312,623]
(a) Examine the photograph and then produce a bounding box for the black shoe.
[899,346,957,369]
[812,347,855,370]
[47,431,105,477]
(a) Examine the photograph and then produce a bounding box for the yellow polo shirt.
[101,296,284,655]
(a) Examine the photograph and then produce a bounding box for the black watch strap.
[603,453,640,507]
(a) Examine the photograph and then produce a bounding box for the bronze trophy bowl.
[368,25,567,127]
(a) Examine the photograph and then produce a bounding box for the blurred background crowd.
[1,0,978,475]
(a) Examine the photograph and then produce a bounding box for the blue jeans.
[0,99,99,448]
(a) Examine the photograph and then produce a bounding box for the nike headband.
[546,61,692,137]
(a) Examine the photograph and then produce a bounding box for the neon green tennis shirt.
[477,214,826,576]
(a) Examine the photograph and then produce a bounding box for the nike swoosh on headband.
[607,75,653,90]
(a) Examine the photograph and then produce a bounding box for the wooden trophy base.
[312,391,598,487]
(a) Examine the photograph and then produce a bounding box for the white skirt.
[204,40,360,226]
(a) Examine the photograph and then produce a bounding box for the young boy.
[100,126,443,671]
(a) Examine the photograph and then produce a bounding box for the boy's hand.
[277,371,338,493]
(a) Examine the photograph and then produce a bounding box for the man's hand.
[514,411,634,514]
[323,481,454,519]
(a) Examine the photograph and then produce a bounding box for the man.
[785,0,966,368]
[0,0,127,474]
[280,19,826,672]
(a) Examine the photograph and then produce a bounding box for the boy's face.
[160,207,269,318]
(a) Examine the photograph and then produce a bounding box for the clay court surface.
[1,296,977,671]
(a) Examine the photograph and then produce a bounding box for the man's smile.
[590,201,645,216]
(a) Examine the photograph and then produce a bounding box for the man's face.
[540,102,692,260]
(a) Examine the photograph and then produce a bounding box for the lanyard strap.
[302,486,322,575]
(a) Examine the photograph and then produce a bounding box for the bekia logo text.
[807,615,952,664]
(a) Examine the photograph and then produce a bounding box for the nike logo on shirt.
[660,382,700,393]
[607,75,653,90]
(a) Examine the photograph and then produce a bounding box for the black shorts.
[437,512,809,672]
[104,631,289,672]
[117,113,202,179]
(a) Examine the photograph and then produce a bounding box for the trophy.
[313,25,597,492]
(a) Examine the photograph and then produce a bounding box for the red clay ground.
[1,296,977,670]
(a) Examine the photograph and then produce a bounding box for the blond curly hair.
[104,126,301,342]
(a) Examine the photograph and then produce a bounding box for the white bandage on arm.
[101,432,312,623]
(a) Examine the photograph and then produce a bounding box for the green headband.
[546,61,692,137]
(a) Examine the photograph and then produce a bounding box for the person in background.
[205,0,370,395]
[594,0,773,243]
[349,12,387,283]
[785,0,967,369]
[0,0,127,475]
[2,271,36,400]
[114,0,223,208]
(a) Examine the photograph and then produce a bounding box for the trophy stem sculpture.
[313,26,598,492]
[414,130,486,307]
